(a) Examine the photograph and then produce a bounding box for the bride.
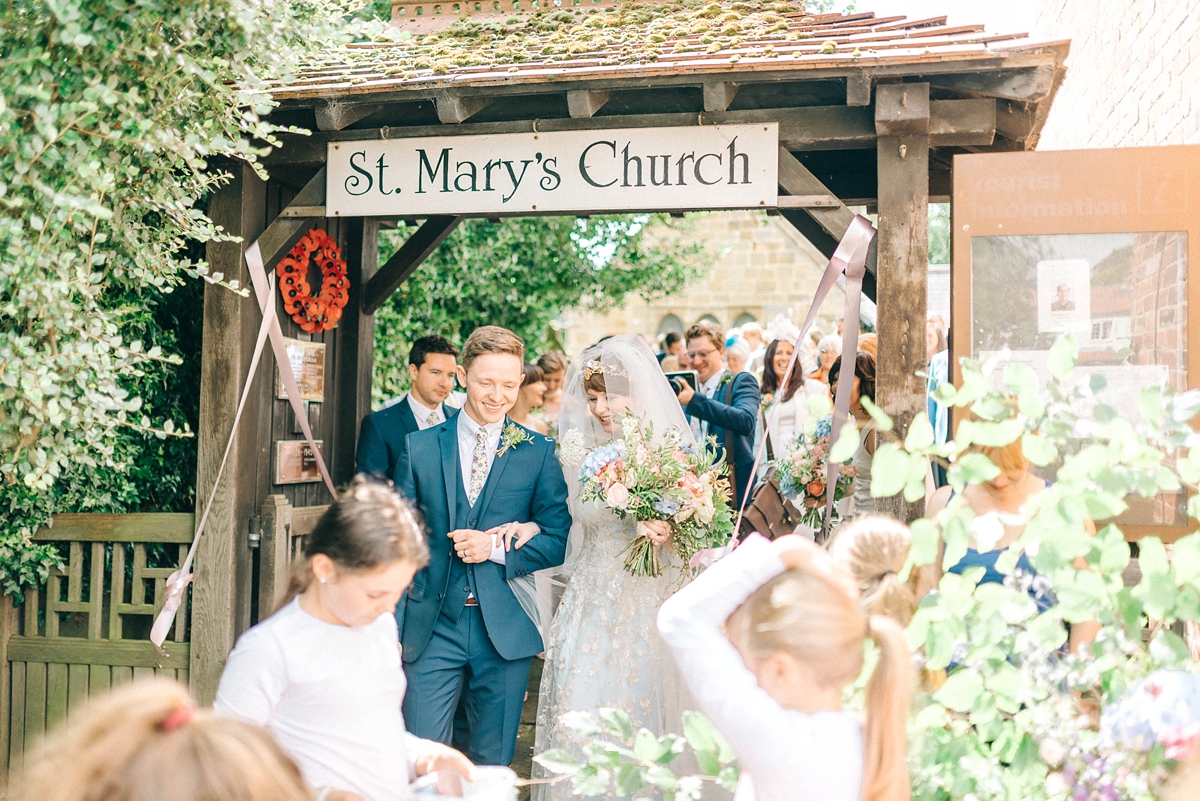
[532,335,698,800]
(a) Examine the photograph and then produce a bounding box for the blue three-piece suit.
[395,418,571,765]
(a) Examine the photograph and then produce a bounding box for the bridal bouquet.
[566,412,735,579]
[775,415,856,529]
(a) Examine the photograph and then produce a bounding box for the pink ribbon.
[151,240,336,653]
[727,215,876,544]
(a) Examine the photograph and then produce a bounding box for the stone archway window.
[733,312,758,328]
[697,314,721,326]
[656,314,684,337]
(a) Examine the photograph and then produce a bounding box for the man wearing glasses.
[673,321,761,510]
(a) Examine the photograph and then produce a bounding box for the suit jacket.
[685,370,761,507]
[357,397,458,479]
[395,419,571,662]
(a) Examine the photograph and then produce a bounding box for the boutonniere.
[717,371,734,389]
[498,421,533,456]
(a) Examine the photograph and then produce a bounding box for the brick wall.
[1034,0,1200,149]
[1130,231,1188,391]
[561,210,845,354]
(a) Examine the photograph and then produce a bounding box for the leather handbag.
[735,409,803,540]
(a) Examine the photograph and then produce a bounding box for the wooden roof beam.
[314,100,383,131]
[436,94,493,124]
[362,215,462,314]
[846,72,872,106]
[567,89,612,118]
[256,167,327,270]
[874,82,930,136]
[776,145,878,301]
[926,65,1056,102]
[703,81,739,112]
[266,99,997,165]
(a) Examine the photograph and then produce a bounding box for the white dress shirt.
[694,369,727,440]
[456,411,508,565]
[407,393,446,430]
[657,536,864,801]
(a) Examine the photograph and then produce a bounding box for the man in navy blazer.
[356,335,460,478]
[673,321,761,508]
[396,326,571,767]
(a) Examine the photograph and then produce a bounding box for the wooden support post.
[332,217,380,483]
[874,82,930,523]
[0,595,15,774]
[191,163,266,704]
[362,216,462,315]
[258,495,293,618]
[566,90,611,119]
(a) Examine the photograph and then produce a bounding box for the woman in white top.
[829,350,877,516]
[657,534,911,801]
[756,338,808,457]
[216,477,473,801]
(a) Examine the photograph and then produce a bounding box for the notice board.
[952,145,1200,540]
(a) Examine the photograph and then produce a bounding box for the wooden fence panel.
[2,513,196,775]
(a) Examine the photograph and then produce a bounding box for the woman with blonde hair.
[15,678,311,801]
[925,431,1099,653]
[658,534,912,801]
[830,515,920,626]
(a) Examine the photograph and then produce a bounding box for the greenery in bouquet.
[861,334,1200,801]
[775,415,856,529]
[566,412,734,580]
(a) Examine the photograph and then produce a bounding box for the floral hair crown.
[582,359,628,381]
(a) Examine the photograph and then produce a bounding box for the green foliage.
[871,338,1200,801]
[928,203,950,265]
[533,709,739,799]
[372,215,708,404]
[0,276,203,598]
[0,0,358,589]
[0,0,356,490]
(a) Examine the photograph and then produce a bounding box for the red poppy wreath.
[275,229,350,333]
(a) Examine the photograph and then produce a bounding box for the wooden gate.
[0,513,194,774]
[257,495,328,618]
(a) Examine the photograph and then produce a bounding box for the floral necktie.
[467,426,489,504]
[428,410,440,427]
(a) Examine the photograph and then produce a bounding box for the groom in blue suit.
[396,326,571,766]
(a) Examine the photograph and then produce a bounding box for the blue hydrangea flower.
[1100,669,1200,752]
[814,415,833,441]
[579,443,627,480]
[653,497,681,516]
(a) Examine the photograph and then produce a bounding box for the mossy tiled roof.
[268,3,1060,100]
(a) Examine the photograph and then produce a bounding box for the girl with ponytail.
[830,515,921,626]
[658,534,912,801]
[216,476,473,801]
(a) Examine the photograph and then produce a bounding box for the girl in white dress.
[216,478,473,801]
[657,534,911,801]
[532,336,697,801]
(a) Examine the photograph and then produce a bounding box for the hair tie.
[160,701,197,732]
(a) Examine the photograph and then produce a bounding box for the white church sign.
[326,124,778,217]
